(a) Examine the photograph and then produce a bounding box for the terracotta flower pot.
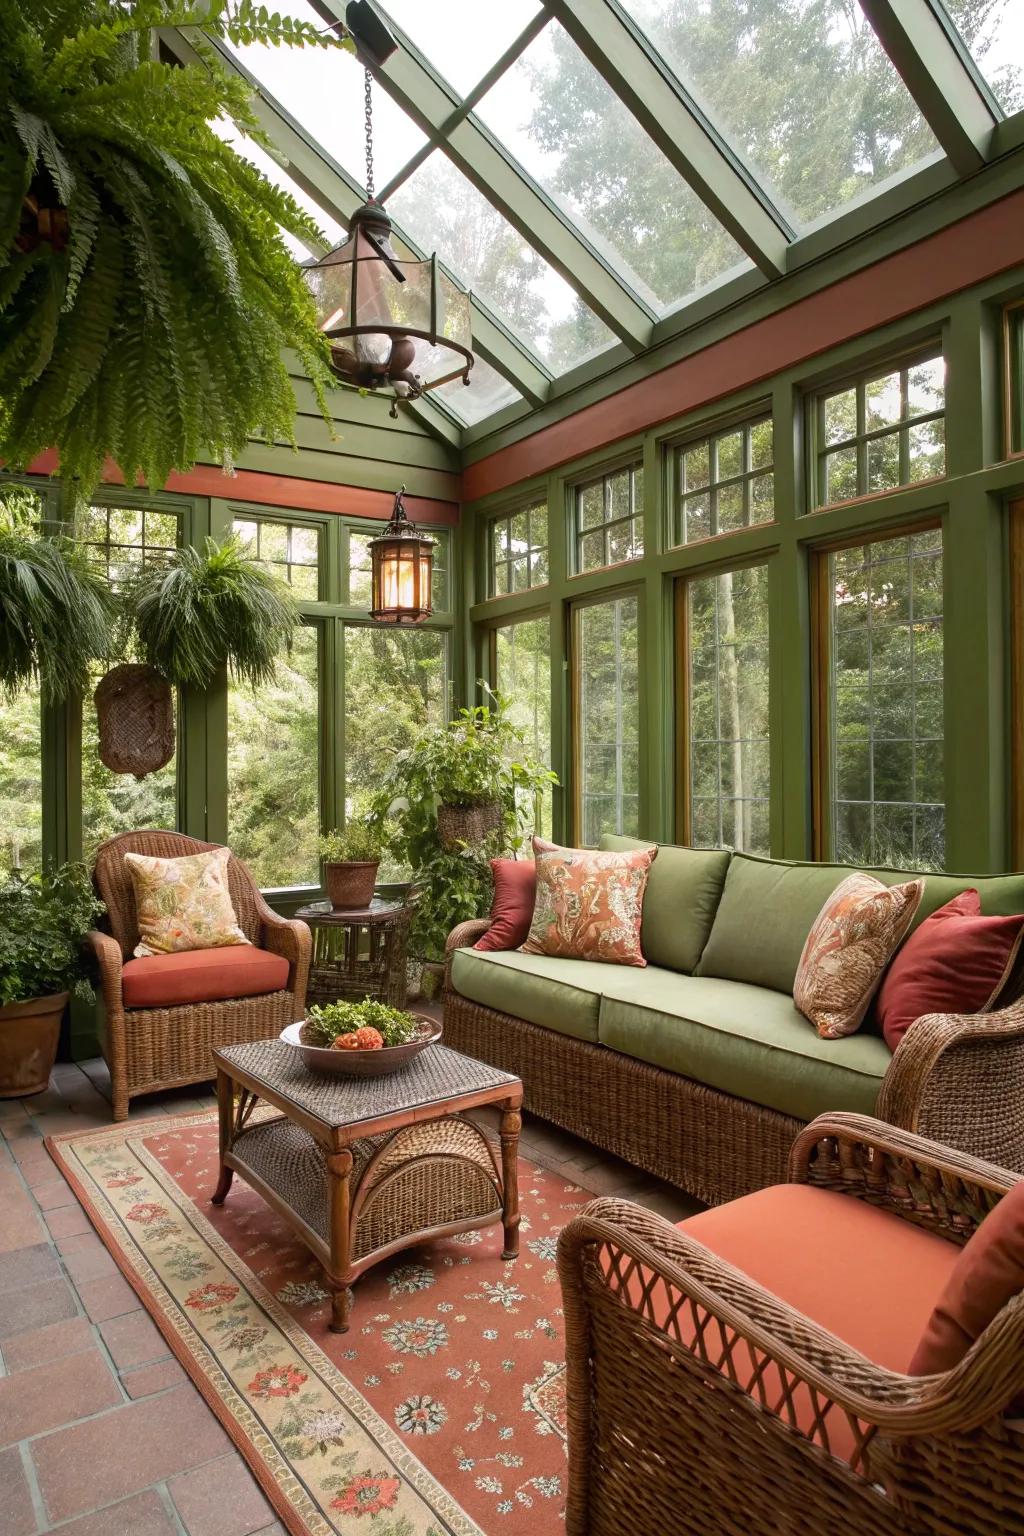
[436,801,501,850]
[324,861,380,910]
[0,992,68,1098]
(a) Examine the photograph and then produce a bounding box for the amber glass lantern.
[369,487,435,624]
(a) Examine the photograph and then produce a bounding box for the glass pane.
[0,681,42,877]
[674,416,773,545]
[682,491,711,543]
[347,531,374,606]
[940,1,1024,113]
[865,371,902,432]
[82,668,178,863]
[475,21,747,312]
[576,596,640,844]
[687,565,770,854]
[78,503,178,586]
[233,515,321,600]
[683,442,710,491]
[380,0,543,96]
[577,527,607,573]
[434,353,521,425]
[825,446,859,504]
[343,627,448,821]
[228,624,319,889]
[495,616,553,838]
[823,388,858,446]
[907,355,946,418]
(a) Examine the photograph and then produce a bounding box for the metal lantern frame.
[368,485,436,625]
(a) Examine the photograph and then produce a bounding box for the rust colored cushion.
[121,946,289,1009]
[474,859,537,952]
[909,1180,1024,1376]
[875,889,1024,1052]
[521,837,657,967]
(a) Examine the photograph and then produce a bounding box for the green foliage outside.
[577,596,641,847]
[304,998,418,1048]
[0,863,103,1005]
[318,822,382,864]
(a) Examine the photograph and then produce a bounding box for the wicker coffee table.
[211,1039,523,1333]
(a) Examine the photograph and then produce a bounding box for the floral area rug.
[48,1111,590,1536]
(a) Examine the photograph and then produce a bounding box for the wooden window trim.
[1010,502,1024,866]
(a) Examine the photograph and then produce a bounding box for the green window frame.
[76,500,179,583]
[488,501,549,596]
[673,416,775,544]
[488,612,553,838]
[573,462,644,575]
[232,513,321,600]
[1004,299,1024,460]
[813,349,946,509]
[571,590,641,845]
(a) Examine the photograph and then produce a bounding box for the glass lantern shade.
[368,490,435,624]
[306,201,473,409]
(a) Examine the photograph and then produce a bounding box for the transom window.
[574,464,644,574]
[489,503,549,596]
[77,503,178,586]
[815,352,946,508]
[233,515,320,600]
[674,417,774,544]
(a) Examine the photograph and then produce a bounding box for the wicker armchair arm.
[252,894,311,1009]
[86,928,124,1017]
[444,918,491,991]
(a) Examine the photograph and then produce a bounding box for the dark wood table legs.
[327,1147,354,1333]
[212,1066,234,1206]
[500,1098,522,1261]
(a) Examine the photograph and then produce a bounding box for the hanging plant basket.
[436,801,501,850]
[94,665,174,779]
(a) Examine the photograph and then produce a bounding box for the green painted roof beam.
[545,0,791,280]
[859,0,999,177]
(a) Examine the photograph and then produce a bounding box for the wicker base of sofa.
[443,990,801,1206]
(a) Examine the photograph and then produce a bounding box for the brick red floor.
[0,1055,698,1535]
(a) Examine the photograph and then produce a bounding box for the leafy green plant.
[303,998,418,1048]
[0,863,104,1005]
[318,822,382,864]
[0,0,346,497]
[0,486,114,702]
[128,533,297,688]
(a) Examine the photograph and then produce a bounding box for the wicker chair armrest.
[252,896,311,1010]
[444,919,491,991]
[86,928,124,1017]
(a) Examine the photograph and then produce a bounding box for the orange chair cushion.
[121,947,290,1009]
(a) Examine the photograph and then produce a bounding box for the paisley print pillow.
[519,837,657,967]
[125,847,250,958]
[794,871,924,1039]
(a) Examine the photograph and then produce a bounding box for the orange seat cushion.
[121,947,290,1009]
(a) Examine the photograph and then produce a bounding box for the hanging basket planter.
[436,801,502,851]
[94,664,175,779]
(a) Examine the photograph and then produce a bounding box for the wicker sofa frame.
[88,831,311,1121]
[557,1114,1024,1536]
[444,919,1024,1205]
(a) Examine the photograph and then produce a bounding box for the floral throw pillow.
[794,871,925,1039]
[519,837,657,967]
[125,847,250,958]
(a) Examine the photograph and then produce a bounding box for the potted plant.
[0,863,103,1097]
[413,696,552,850]
[318,822,382,910]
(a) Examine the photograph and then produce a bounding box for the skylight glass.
[941,0,1024,113]
[377,0,543,97]
[435,355,522,426]
[616,0,941,227]
[474,22,748,313]
[387,150,617,373]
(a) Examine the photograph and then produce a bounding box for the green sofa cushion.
[450,947,606,1043]
[599,834,731,973]
[695,853,1024,995]
[598,970,890,1122]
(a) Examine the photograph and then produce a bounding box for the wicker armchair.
[558,1114,1024,1536]
[87,831,311,1121]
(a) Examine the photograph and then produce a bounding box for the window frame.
[1002,299,1024,461]
[570,459,645,577]
[484,607,554,839]
[231,508,324,601]
[569,584,644,847]
[669,412,776,547]
[486,500,549,599]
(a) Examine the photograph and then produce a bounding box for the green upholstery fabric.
[450,947,607,1042]
[695,854,1024,996]
[598,970,890,1122]
[599,834,731,973]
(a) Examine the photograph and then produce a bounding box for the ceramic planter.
[324,860,380,911]
[0,992,68,1098]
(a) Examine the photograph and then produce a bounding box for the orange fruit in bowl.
[332,1026,384,1051]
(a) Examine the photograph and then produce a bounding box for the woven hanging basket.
[94,665,175,779]
[436,801,501,850]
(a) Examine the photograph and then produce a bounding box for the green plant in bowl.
[318,824,382,864]
[303,998,419,1048]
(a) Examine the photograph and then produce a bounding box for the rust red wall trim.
[464,187,1024,502]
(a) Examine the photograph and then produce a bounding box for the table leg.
[499,1101,522,1261]
[327,1147,354,1333]
[211,1069,234,1206]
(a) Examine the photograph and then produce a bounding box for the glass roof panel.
[941,0,1024,113]
[377,0,543,97]
[386,150,617,374]
[616,0,941,228]
[224,0,427,189]
[434,355,522,426]
[474,21,748,313]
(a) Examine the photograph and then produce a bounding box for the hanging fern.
[0,0,349,497]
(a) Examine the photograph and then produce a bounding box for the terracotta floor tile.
[0,1274,78,1340]
[55,1231,117,1285]
[169,1452,275,1536]
[120,1356,186,1398]
[0,1243,60,1293]
[2,1316,94,1373]
[31,1384,232,1522]
[53,1488,180,1536]
[0,1444,37,1536]
[0,1347,120,1447]
[0,1099,30,1122]
[75,1272,141,1325]
[21,1154,63,1190]
[31,1176,77,1212]
[0,1196,46,1255]
[99,1310,168,1370]
[43,1203,94,1241]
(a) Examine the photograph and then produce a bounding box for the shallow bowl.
[279,1016,441,1077]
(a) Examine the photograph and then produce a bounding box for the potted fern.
[318,823,382,910]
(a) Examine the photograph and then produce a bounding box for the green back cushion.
[599,834,730,974]
[695,853,1024,995]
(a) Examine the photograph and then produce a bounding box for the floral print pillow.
[794,871,924,1039]
[125,847,250,958]
[519,837,657,967]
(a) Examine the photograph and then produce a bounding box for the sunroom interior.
[4,2,1024,1534]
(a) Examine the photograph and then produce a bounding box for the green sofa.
[443,838,1024,1204]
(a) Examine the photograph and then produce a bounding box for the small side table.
[296,897,415,1010]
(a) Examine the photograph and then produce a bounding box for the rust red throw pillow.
[876,890,1024,1052]
[520,837,657,967]
[473,859,537,952]
[909,1179,1024,1376]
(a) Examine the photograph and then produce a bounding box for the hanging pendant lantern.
[369,486,434,624]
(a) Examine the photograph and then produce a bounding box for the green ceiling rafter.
[859,0,1001,177]
[543,0,792,280]
[310,0,657,353]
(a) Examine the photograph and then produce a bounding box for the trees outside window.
[343,628,449,826]
[675,418,774,544]
[574,595,641,844]
[494,617,553,837]
[575,465,644,574]
[816,354,946,507]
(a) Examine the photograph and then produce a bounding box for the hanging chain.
[364,68,375,199]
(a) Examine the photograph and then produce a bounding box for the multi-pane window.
[343,627,449,822]
[77,503,178,584]
[827,528,944,869]
[1,679,42,875]
[674,418,774,544]
[574,464,644,574]
[233,516,320,600]
[816,353,946,508]
[574,595,640,844]
[489,502,548,596]
[494,617,553,838]
[687,565,770,854]
[348,526,450,611]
